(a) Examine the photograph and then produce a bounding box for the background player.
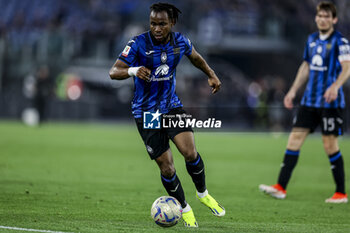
[109,2,225,227]
[259,1,350,203]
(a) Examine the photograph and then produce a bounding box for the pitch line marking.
[0,226,76,233]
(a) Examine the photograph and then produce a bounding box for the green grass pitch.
[1,121,350,233]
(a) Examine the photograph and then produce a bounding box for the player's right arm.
[284,61,310,109]
[109,37,151,81]
[109,60,151,81]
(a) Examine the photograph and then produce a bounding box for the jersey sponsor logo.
[312,54,323,66]
[151,74,173,81]
[151,64,172,81]
[121,45,131,57]
[155,64,169,77]
[310,54,327,71]
[145,50,155,55]
[317,46,322,53]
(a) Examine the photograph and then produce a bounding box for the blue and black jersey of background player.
[301,30,350,108]
[118,31,193,118]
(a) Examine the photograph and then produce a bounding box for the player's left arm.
[187,47,221,94]
[324,61,350,103]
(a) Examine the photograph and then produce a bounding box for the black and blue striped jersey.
[301,30,350,108]
[118,31,192,118]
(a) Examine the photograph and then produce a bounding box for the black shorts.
[135,107,193,160]
[293,106,344,136]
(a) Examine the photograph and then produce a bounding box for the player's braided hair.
[150,2,182,24]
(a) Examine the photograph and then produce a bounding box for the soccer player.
[109,3,225,227]
[259,1,350,203]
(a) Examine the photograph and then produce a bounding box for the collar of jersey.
[317,30,336,41]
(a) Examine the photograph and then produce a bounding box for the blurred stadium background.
[0,0,350,131]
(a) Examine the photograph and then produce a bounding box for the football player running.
[110,2,225,227]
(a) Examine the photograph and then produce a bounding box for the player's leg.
[260,128,309,199]
[321,109,347,203]
[260,106,318,199]
[156,149,198,227]
[172,131,225,217]
[135,117,197,227]
[278,127,309,189]
[166,108,206,193]
[155,149,189,208]
[171,131,204,190]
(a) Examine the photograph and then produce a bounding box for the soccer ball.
[151,196,182,227]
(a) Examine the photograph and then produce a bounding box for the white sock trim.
[182,203,192,213]
[197,189,208,198]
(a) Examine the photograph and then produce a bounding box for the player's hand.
[324,83,339,103]
[208,76,221,94]
[284,90,296,110]
[136,66,152,82]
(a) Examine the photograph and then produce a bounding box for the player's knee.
[291,133,304,142]
[182,148,197,162]
[160,164,175,177]
[322,136,339,155]
[287,133,305,150]
[287,139,301,150]
[323,141,338,155]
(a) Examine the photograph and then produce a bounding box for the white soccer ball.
[151,196,182,227]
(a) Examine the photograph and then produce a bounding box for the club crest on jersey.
[161,52,167,63]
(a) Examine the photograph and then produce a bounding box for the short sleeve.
[180,34,193,56]
[338,37,350,63]
[303,40,310,63]
[118,37,138,67]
